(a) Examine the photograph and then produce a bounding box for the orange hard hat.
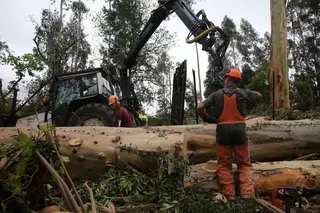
[108,95,119,105]
[223,68,242,80]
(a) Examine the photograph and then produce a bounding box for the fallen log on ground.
[156,118,320,164]
[0,118,320,180]
[184,160,320,193]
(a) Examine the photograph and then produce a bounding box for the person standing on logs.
[108,95,134,128]
[197,68,262,201]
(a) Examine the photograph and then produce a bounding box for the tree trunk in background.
[1,118,320,180]
[60,0,64,24]
[269,0,291,109]
[73,0,82,72]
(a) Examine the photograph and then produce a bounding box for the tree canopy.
[0,0,319,119]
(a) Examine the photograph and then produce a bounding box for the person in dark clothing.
[197,68,262,201]
[108,95,134,127]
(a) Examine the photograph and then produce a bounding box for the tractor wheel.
[68,103,114,127]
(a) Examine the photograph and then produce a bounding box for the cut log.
[0,126,185,180]
[157,118,320,164]
[0,118,320,180]
[184,160,320,194]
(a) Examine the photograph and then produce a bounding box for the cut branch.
[35,151,79,212]
[49,134,86,213]
[84,182,97,213]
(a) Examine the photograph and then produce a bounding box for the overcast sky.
[0,0,270,114]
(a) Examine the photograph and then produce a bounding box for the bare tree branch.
[33,33,48,64]
[30,16,48,64]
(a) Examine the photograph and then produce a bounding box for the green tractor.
[51,68,117,127]
[2,68,141,128]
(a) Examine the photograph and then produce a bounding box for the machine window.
[82,74,98,96]
[54,77,81,110]
[101,76,112,95]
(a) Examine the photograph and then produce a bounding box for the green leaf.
[161,203,176,210]
[1,53,44,76]
[61,156,70,163]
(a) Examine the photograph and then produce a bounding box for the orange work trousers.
[216,142,254,200]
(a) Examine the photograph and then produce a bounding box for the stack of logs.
[1,117,320,194]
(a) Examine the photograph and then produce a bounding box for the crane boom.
[120,0,230,110]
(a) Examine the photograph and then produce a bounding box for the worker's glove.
[202,113,217,124]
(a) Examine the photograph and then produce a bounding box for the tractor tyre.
[68,103,114,127]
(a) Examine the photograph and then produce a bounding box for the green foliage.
[155,52,175,117]
[286,0,320,109]
[76,144,188,211]
[74,144,266,213]
[0,131,53,212]
[0,130,268,213]
[148,116,171,126]
[184,108,198,124]
[247,103,271,117]
[291,107,320,120]
[183,0,197,7]
[0,52,44,117]
[203,15,270,99]
[2,53,44,76]
[241,64,254,84]
[34,3,91,76]
[98,0,176,104]
[185,78,199,110]
[2,133,36,194]
[291,80,313,110]
[247,63,269,104]
[203,0,319,111]
[0,39,11,60]
[2,1,93,117]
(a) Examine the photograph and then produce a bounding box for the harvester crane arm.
[120,0,230,110]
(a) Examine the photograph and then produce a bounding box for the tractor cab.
[50,68,117,126]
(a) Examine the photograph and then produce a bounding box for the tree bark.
[0,118,320,180]
[73,0,82,72]
[185,160,320,193]
[155,117,320,164]
[269,0,291,109]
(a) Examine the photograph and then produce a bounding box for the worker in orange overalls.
[197,68,262,200]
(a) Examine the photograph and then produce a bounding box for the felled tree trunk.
[0,118,320,180]
[184,160,320,193]
[155,117,320,163]
[0,126,185,180]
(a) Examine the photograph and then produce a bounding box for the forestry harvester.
[0,0,229,128]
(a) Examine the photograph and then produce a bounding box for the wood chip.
[68,137,82,147]
[112,136,121,143]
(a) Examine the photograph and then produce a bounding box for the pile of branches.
[0,130,54,212]
[0,129,269,213]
